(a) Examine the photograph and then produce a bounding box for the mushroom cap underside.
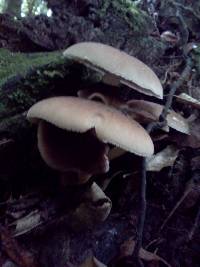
[63,42,163,99]
[27,96,154,157]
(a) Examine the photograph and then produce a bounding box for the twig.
[133,57,193,266]
[188,200,200,240]
[160,187,191,231]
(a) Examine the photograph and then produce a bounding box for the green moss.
[114,0,148,30]
[0,112,28,137]
[0,48,62,87]
[8,89,35,108]
[0,102,6,114]
[99,0,150,34]
[0,50,75,119]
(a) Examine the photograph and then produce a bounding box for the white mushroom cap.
[63,42,163,99]
[124,100,190,134]
[27,96,154,157]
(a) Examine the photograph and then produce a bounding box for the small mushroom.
[78,87,124,108]
[160,30,179,44]
[122,99,190,134]
[63,42,163,99]
[78,91,190,135]
[71,182,112,227]
[27,97,154,183]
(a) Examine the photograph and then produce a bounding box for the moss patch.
[0,48,77,119]
[99,0,151,35]
[0,48,62,87]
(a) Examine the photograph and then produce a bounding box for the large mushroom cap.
[63,42,163,99]
[27,96,154,157]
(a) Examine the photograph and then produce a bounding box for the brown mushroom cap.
[63,42,163,99]
[27,96,154,157]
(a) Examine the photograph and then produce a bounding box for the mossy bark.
[0,49,86,135]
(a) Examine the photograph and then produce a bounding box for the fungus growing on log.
[27,96,154,183]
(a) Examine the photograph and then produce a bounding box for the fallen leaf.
[0,138,14,147]
[11,210,42,237]
[119,238,171,267]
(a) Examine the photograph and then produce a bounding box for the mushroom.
[175,93,200,110]
[71,182,112,228]
[37,122,109,184]
[78,90,189,135]
[63,42,163,99]
[27,96,154,184]
[121,99,190,134]
[77,87,124,108]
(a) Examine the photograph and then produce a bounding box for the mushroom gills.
[38,121,110,181]
[63,42,163,99]
[27,97,154,157]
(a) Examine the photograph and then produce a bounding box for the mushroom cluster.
[27,42,189,225]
